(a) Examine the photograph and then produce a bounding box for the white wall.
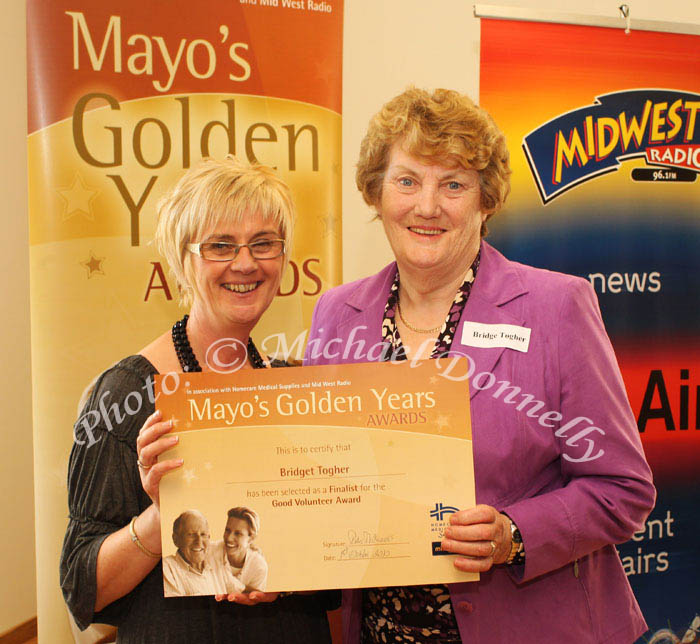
[2,0,699,639]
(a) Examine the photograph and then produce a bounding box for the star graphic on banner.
[435,415,451,433]
[317,213,339,238]
[80,252,105,278]
[204,461,213,471]
[182,468,198,485]
[58,173,98,221]
[311,57,337,90]
[430,376,439,385]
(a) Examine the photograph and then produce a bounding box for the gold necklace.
[397,302,443,334]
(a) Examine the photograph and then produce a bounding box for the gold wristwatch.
[505,516,525,565]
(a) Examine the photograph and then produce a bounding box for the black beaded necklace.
[171,314,266,372]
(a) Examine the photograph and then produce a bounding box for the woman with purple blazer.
[304,88,655,644]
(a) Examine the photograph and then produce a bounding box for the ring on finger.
[489,540,497,557]
[137,458,152,470]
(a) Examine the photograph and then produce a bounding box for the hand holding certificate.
[156,359,478,596]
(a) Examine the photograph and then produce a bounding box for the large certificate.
[156,359,477,596]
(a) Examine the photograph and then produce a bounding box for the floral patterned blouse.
[360,251,481,644]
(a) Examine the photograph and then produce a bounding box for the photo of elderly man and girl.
[163,506,267,597]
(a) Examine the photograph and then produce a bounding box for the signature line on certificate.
[337,542,410,547]
[337,556,412,561]
[232,473,407,484]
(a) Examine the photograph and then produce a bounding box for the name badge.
[460,322,531,353]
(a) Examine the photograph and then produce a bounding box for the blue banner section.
[490,215,699,340]
[522,89,700,203]
[617,488,700,643]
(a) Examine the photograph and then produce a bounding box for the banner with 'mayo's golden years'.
[27,1,342,639]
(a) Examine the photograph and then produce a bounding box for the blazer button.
[457,601,474,613]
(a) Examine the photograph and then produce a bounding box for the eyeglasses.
[187,239,286,261]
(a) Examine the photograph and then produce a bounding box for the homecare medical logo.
[523,89,700,203]
[430,502,459,556]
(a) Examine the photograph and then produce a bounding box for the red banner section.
[27,1,342,133]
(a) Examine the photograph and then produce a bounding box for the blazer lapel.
[330,247,529,384]
[336,263,397,362]
[452,243,529,400]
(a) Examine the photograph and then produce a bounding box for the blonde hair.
[155,156,295,306]
[227,506,260,537]
[356,87,511,235]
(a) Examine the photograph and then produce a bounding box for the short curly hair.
[155,156,295,307]
[356,87,511,235]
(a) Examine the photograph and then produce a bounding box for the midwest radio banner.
[481,19,699,642]
[26,1,342,638]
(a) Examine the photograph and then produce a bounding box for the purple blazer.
[304,242,655,644]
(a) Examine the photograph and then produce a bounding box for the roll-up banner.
[26,1,342,638]
[480,18,699,642]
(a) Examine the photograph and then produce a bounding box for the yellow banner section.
[28,94,341,346]
[156,360,477,593]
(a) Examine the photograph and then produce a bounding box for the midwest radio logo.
[523,89,700,203]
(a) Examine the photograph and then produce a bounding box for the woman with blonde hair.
[61,156,338,643]
[210,506,268,594]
